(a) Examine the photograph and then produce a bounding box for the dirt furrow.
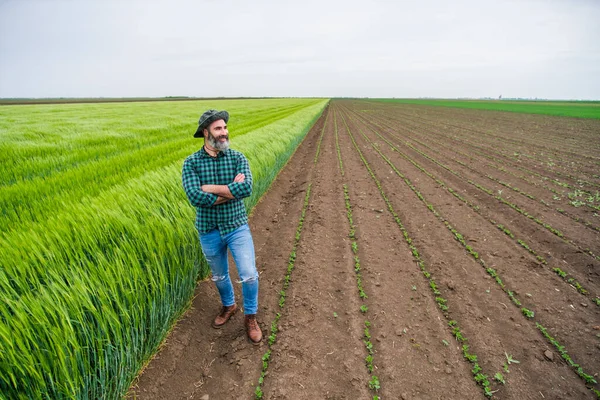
[358,105,600,227]
[347,106,600,387]
[338,105,596,399]
[358,110,600,270]
[366,111,600,232]
[372,103,600,168]
[334,105,483,399]
[370,105,600,189]
[350,107,600,296]
[260,106,369,399]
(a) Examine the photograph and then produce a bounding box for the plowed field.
[129,100,600,399]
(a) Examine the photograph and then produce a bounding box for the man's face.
[205,119,230,151]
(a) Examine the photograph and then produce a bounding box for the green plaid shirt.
[182,147,252,235]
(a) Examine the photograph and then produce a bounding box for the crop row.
[0,100,315,188]
[255,183,312,399]
[394,122,600,233]
[345,111,525,308]
[375,119,599,261]
[387,106,600,183]
[378,107,600,201]
[341,107,599,396]
[352,105,600,304]
[255,104,330,398]
[334,110,379,398]
[344,109,599,307]
[337,110,496,397]
[393,122,600,233]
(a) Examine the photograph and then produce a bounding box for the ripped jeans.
[199,224,259,315]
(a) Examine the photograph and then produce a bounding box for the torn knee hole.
[212,275,227,282]
[238,276,257,284]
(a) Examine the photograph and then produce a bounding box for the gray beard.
[207,134,230,152]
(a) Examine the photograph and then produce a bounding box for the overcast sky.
[1,0,599,99]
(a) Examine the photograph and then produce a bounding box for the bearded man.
[182,109,262,345]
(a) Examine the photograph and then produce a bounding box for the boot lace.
[247,316,259,330]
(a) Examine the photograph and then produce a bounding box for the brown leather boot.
[212,304,237,328]
[244,314,262,345]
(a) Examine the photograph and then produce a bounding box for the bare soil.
[129,100,599,399]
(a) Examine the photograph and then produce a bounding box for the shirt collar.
[200,146,229,159]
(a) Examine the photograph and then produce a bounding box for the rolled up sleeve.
[227,153,253,199]
[182,158,218,207]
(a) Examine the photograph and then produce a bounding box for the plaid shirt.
[182,147,253,235]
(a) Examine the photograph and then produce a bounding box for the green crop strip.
[334,111,345,176]
[495,223,515,239]
[0,100,324,234]
[343,107,600,395]
[337,110,494,397]
[487,176,535,200]
[347,110,600,298]
[343,185,368,300]
[334,109,378,398]
[372,98,600,119]
[557,208,600,233]
[346,184,376,391]
[536,323,599,397]
[551,268,595,301]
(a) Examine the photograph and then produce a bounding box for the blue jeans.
[199,224,259,315]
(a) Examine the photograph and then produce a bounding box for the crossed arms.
[182,155,253,208]
[202,173,246,205]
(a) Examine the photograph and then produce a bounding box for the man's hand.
[234,173,245,183]
[201,174,245,202]
[214,196,229,205]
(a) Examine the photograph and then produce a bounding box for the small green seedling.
[333,312,338,318]
[442,339,449,346]
[411,285,417,291]
[494,372,506,384]
[521,307,535,318]
[368,375,381,391]
[505,352,520,365]
[360,305,368,313]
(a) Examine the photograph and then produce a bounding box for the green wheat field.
[0,98,328,399]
